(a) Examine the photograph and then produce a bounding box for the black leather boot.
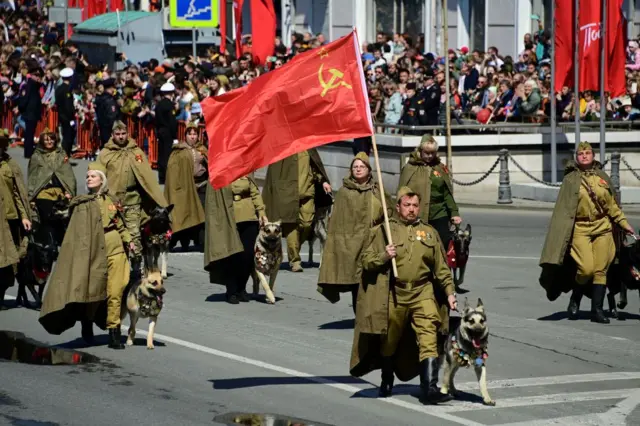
[0,286,6,310]
[591,285,610,324]
[81,320,94,344]
[378,356,394,398]
[419,358,453,404]
[567,287,583,320]
[108,328,125,349]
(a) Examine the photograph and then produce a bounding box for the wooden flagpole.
[370,133,399,278]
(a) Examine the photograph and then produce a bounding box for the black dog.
[608,236,640,317]
[447,223,472,291]
[17,233,57,309]
[141,205,174,279]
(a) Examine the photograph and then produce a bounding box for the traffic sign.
[169,0,219,28]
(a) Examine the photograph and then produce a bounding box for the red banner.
[250,0,276,66]
[220,0,227,53]
[554,0,626,97]
[202,31,373,189]
[233,0,244,59]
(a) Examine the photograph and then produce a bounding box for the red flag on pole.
[233,0,244,59]
[554,0,626,96]
[219,0,227,53]
[250,0,276,66]
[202,30,373,189]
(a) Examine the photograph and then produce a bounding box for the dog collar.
[450,335,488,368]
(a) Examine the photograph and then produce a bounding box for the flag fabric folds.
[554,0,626,97]
[233,0,244,59]
[202,30,373,189]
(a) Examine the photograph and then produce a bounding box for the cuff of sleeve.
[444,284,455,297]
[618,218,630,230]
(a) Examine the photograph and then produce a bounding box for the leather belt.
[233,194,249,201]
[575,214,606,222]
[394,279,429,290]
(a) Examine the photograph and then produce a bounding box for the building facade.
[270,0,640,58]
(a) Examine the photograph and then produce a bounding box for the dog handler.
[98,121,167,279]
[349,187,457,404]
[0,129,32,309]
[539,142,635,324]
[39,163,134,349]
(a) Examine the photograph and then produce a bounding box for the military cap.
[40,127,55,135]
[406,82,417,91]
[577,141,593,152]
[102,78,115,88]
[185,121,199,131]
[396,186,420,203]
[60,67,74,78]
[112,120,127,131]
[88,162,107,175]
[351,151,371,171]
[424,68,435,78]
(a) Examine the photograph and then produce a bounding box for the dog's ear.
[476,298,484,312]
[463,297,470,312]
[274,219,282,228]
[166,204,174,214]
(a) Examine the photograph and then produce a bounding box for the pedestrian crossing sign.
[169,0,219,28]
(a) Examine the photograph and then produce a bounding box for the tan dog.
[120,270,166,349]
[252,218,283,304]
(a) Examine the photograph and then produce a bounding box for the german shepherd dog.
[448,223,472,290]
[307,198,333,266]
[441,298,495,406]
[253,218,283,304]
[141,205,174,279]
[120,269,166,350]
[17,235,57,308]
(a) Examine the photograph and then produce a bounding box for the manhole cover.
[214,412,334,426]
[0,331,99,365]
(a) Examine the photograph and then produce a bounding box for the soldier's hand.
[22,218,32,231]
[322,182,332,194]
[448,294,458,311]
[624,224,636,236]
[129,242,136,253]
[451,216,462,225]
[383,244,397,261]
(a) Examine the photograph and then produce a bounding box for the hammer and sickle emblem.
[318,64,352,97]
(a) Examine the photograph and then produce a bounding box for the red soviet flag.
[202,30,373,189]
[607,0,627,97]
[219,0,227,53]
[250,0,276,66]
[233,0,244,59]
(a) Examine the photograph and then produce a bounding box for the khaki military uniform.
[97,195,132,328]
[231,176,265,223]
[362,218,455,361]
[283,151,324,267]
[571,171,629,286]
[1,161,29,222]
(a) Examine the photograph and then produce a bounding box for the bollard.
[497,148,513,204]
[611,151,621,204]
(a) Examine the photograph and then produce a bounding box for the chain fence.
[451,156,501,186]
[621,157,640,181]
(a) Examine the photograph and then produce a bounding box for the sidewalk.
[9,147,640,214]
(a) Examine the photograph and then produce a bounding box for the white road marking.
[609,336,629,341]
[599,389,640,425]
[498,414,605,426]
[455,372,640,390]
[434,389,635,413]
[131,327,484,426]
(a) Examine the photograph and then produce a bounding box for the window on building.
[470,0,486,52]
[374,0,423,40]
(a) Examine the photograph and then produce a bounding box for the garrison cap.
[351,151,371,170]
[112,120,127,131]
[88,161,107,175]
[577,141,593,152]
[396,186,419,203]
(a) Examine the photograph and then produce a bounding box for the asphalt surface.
[1,148,640,426]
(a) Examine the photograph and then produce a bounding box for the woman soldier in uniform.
[204,174,267,304]
[164,122,207,250]
[39,163,135,349]
[317,152,391,313]
[0,129,32,309]
[539,142,635,324]
[27,128,77,251]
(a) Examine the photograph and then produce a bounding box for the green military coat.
[539,162,616,301]
[317,175,391,303]
[0,197,19,270]
[398,150,458,222]
[0,154,31,260]
[204,183,244,284]
[27,145,77,201]
[349,219,450,382]
[39,194,113,334]
[164,143,206,233]
[262,149,331,224]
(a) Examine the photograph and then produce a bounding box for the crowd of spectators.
[2,5,640,157]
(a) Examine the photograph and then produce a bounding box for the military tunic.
[571,171,629,286]
[361,218,455,361]
[231,176,265,223]
[97,194,132,328]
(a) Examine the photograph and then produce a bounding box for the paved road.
[2,204,640,426]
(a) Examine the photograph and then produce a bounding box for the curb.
[457,203,554,211]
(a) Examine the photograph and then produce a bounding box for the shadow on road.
[210,376,369,390]
[59,335,166,349]
[318,319,354,330]
[350,384,485,405]
[537,310,640,321]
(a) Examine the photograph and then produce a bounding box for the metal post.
[573,0,580,150]
[598,0,606,164]
[550,0,557,183]
[611,151,621,204]
[443,0,452,172]
[435,0,441,57]
[192,28,197,58]
[64,0,69,42]
[498,149,513,204]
